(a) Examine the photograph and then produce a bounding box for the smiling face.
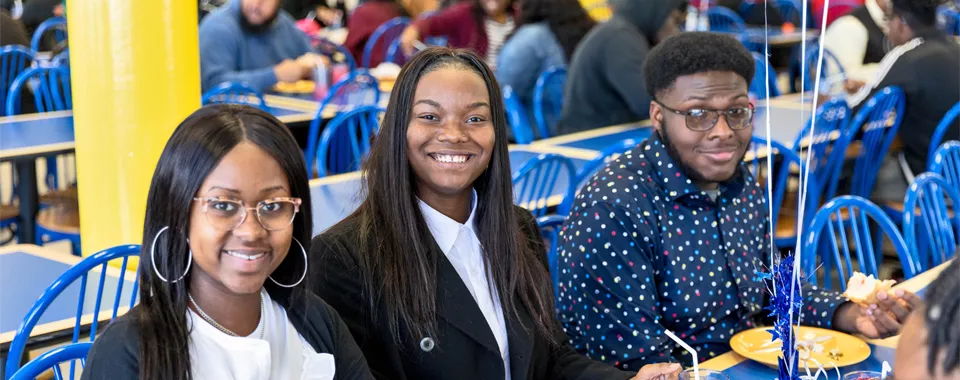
[651,71,752,190]
[406,67,495,204]
[188,141,294,296]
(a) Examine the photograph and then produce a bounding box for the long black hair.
[136,104,313,380]
[513,0,596,60]
[350,47,555,345]
[923,258,960,375]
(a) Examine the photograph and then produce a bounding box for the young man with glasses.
[556,32,917,370]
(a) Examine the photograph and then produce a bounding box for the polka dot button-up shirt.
[556,135,846,370]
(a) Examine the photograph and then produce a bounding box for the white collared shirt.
[418,191,512,380]
[822,0,890,81]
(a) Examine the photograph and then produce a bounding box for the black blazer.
[310,206,633,380]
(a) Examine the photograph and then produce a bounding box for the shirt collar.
[643,133,749,203]
[418,190,479,255]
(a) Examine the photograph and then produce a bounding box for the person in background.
[494,0,594,118]
[397,0,516,69]
[824,0,892,86]
[715,0,786,26]
[0,9,30,46]
[18,0,64,38]
[893,259,959,380]
[199,0,322,92]
[343,0,410,67]
[81,105,374,379]
[846,0,960,202]
[558,32,919,369]
[558,0,685,135]
[310,47,682,380]
[283,0,349,27]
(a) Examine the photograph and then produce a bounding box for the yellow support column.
[66,0,200,256]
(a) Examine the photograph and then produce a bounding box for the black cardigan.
[80,291,374,380]
[309,206,634,380]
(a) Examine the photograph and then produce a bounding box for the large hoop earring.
[150,226,192,283]
[269,237,307,288]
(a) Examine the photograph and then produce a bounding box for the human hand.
[631,363,682,380]
[274,59,310,83]
[838,289,923,339]
[399,26,421,56]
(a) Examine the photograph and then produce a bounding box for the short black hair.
[923,257,960,375]
[643,32,755,99]
[890,0,947,29]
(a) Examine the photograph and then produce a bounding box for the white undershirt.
[418,190,511,380]
[187,289,337,380]
[484,17,515,70]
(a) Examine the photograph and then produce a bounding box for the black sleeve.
[514,208,635,380]
[314,300,375,380]
[80,315,140,380]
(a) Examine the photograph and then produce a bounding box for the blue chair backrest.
[5,245,141,378]
[793,98,851,201]
[362,17,410,68]
[801,196,920,290]
[804,46,846,93]
[313,105,382,178]
[5,66,71,116]
[533,67,566,139]
[0,45,35,117]
[503,85,534,144]
[938,6,960,36]
[750,53,780,99]
[9,342,92,380]
[305,70,381,173]
[536,214,566,299]
[30,17,68,53]
[512,153,578,217]
[776,0,805,24]
[707,7,746,32]
[748,137,820,235]
[52,48,69,69]
[902,173,960,271]
[928,101,960,167]
[845,86,905,197]
[201,82,267,109]
[930,141,960,189]
[315,38,357,71]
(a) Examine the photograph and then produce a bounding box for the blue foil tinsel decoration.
[764,255,804,380]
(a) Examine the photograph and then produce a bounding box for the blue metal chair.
[750,53,780,99]
[52,48,69,68]
[533,67,566,139]
[537,214,566,299]
[747,137,821,250]
[9,342,92,380]
[803,46,846,93]
[5,66,72,115]
[707,7,747,33]
[503,85,534,144]
[846,87,905,198]
[930,141,960,189]
[313,105,382,178]
[776,0,806,25]
[938,6,960,36]
[5,245,141,377]
[0,46,36,117]
[305,70,381,176]
[30,17,67,53]
[902,173,960,271]
[793,98,851,202]
[362,17,410,68]
[201,82,267,109]
[512,153,578,217]
[928,101,960,168]
[801,196,920,290]
[315,38,357,71]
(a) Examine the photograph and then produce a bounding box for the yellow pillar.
[66,0,200,256]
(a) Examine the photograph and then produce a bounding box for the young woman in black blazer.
[310,48,681,380]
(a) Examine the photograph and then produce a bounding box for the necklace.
[188,292,265,339]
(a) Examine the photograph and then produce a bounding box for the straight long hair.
[351,47,555,346]
[513,0,595,60]
[137,104,313,380]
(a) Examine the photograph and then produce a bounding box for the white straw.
[882,361,892,379]
[665,329,699,380]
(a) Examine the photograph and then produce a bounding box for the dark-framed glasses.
[654,100,755,132]
[193,197,302,231]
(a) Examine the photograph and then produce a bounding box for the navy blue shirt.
[557,134,846,370]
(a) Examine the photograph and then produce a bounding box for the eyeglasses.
[654,100,755,132]
[193,197,302,231]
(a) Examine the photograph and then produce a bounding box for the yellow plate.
[274,80,315,94]
[730,326,871,368]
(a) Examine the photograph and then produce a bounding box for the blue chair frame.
[0,45,35,117]
[576,139,638,185]
[537,214,566,299]
[315,38,357,71]
[707,7,747,33]
[305,70,381,176]
[362,17,410,68]
[313,105,382,178]
[5,245,141,377]
[902,173,960,271]
[930,141,960,190]
[512,153,577,217]
[845,87,905,198]
[5,66,72,116]
[927,101,960,168]
[803,47,846,93]
[503,85,534,144]
[532,67,566,139]
[201,82,267,109]
[801,196,919,290]
[9,342,92,380]
[30,17,67,53]
[748,137,821,250]
[750,53,780,99]
[793,98,852,203]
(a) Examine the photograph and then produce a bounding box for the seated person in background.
[283,0,349,27]
[824,0,892,85]
[398,0,516,69]
[557,32,918,369]
[559,0,685,135]
[894,259,960,380]
[343,0,410,67]
[81,105,373,379]
[200,0,322,92]
[715,0,787,26]
[495,0,595,121]
[846,0,960,202]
